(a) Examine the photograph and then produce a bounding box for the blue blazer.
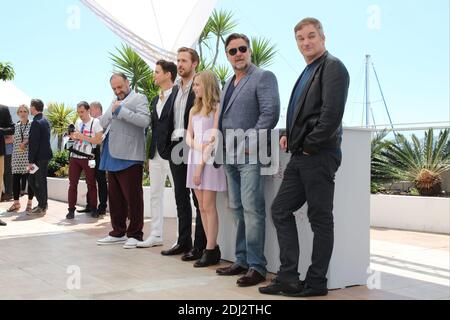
[28,113,53,163]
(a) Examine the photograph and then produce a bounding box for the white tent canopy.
[0,81,31,107]
[80,0,217,68]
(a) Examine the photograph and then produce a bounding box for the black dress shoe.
[97,208,106,216]
[0,219,6,226]
[182,247,204,261]
[237,269,266,287]
[1,194,13,202]
[216,263,248,276]
[91,211,99,218]
[259,278,304,296]
[77,207,92,213]
[161,244,191,256]
[194,246,221,267]
[66,209,75,220]
[283,283,328,297]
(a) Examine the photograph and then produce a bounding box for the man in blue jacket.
[0,104,15,225]
[28,99,53,215]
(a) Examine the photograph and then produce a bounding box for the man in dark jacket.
[0,104,15,225]
[27,99,53,215]
[259,18,350,297]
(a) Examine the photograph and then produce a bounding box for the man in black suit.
[27,99,53,215]
[259,18,350,297]
[137,60,178,248]
[160,48,206,261]
[0,104,15,226]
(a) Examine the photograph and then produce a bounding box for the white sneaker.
[97,235,128,246]
[136,236,163,248]
[123,238,141,249]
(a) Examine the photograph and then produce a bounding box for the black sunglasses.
[228,46,248,56]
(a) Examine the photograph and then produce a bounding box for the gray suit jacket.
[100,91,150,162]
[219,64,280,162]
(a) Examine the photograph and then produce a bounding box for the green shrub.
[48,150,69,177]
[55,164,69,178]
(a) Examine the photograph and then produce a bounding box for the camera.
[66,124,76,150]
[68,124,75,135]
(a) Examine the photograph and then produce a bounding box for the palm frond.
[209,9,238,37]
[0,62,15,81]
[213,64,232,88]
[251,37,278,68]
[45,102,76,150]
[374,128,450,195]
[110,44,153,91]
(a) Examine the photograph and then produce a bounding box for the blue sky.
[1,0,448,129]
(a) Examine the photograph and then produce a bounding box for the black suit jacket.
[149,86,179,160]
[286,51,350,154]
[167,84,196,150]
[0,104,15,156]
[28,113,53,163]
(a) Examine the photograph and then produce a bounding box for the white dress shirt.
[171,78,193,141]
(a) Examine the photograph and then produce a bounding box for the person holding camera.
[66,101,103,220]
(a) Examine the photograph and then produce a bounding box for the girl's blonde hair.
[17,104,30,115]
[191,70,220,116]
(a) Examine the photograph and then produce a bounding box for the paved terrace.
[0,199,449,300]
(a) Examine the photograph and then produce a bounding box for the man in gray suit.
[215,33,280,287]
[96,73,150,249]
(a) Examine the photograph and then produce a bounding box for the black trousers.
[13,174,34,200]
[86,148,108,210]
[271,149,341,289]
[3,154,12,196]
[28,160,49,209]
[169,153,206,250]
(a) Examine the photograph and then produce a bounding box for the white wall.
[371,194,450,234]
[217,128,372,289]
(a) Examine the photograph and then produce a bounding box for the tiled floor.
[0,199,449,300]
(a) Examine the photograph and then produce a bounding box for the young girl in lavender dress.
[186,71,227,267]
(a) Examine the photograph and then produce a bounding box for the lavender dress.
[186,113,227,192]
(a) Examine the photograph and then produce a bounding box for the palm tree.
[371,129,393,185]
[45,102,76,151]
[110,44,154,93]
[213,64,232,87]
[251,37,277,68]
[376,129,450,196]
[208,9,238,66]
[0,62,15,81]
[197,57,213,73]
[198,19,212,63]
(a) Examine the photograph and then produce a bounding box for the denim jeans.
[223,164,267,276]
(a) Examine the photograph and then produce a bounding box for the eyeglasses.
[227,46,248,56]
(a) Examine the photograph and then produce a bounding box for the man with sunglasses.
[259,18,349,298]
[216,33,280,287]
